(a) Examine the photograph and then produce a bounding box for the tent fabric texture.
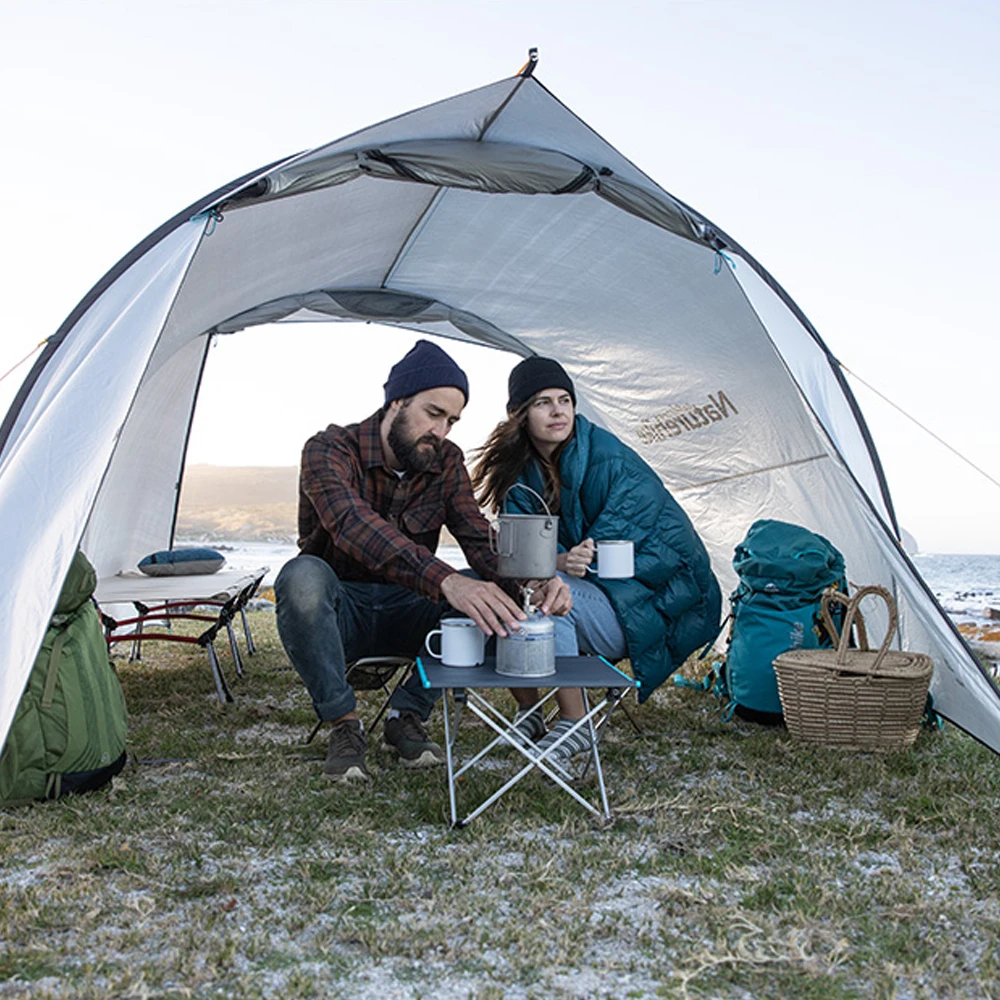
[2,68,998,754]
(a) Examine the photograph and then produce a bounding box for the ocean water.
[200,541,298,587]
[910,553,1000,622]
[195,540,1000,623]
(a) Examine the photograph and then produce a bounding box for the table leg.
[583,689,610,819]
[455,692,609,824]
[441,688,459,828]
[453,688,562,778]
[460,743,604,824]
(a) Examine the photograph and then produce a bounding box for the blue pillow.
[138,548,226,577]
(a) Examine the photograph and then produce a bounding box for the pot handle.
[488,518,515,557]
[502,483,552,516]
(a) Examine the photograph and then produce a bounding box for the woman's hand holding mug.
[557,538,595,578]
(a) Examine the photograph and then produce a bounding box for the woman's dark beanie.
[507,356,576,413]
[384,340,469,405]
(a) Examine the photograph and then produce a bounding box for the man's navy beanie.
[384,340,469,406]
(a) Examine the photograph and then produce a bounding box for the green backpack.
[0,550,127,804]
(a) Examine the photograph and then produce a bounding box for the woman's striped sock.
[535,717,592,762]
[511,708,547,745]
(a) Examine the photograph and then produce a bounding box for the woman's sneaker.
[535,717,593,764]
[383,712,446,768]
[323,719,369,782]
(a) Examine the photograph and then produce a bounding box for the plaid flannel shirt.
[296,412,498,600]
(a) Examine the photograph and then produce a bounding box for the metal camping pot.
[488,484,558,579]
[496,611,556,678]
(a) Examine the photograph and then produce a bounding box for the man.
[275,340,571,782]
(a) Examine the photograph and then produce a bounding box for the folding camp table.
[95,567,268,705]
[417,655,638,827]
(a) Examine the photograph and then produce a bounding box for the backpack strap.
[38,627,69,801]
[42,627,69,709]
[44,772,62,800]
[673,659,736,719]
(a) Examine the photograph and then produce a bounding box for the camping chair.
[304,656,414,744]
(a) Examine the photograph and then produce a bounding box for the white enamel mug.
[593,540,635,579]
[424,617,486,667]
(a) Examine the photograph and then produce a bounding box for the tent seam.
[380,75,524,288]
[687,217,901,536]
[670,453,830,491]
[477,76,528,140]
[379,186,445,290]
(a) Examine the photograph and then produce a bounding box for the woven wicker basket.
[774,585,933,751]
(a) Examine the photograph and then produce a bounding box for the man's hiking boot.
[383,712,446,768]
[323,718,369,782]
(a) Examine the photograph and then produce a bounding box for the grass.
[2,613,1000,999]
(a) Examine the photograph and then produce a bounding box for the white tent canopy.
[2,66,997,753]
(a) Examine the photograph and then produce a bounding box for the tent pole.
[168,335,214,551]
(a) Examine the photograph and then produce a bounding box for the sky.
[1,0,998,553]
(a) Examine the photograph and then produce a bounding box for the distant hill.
[177,465,298,541]
[179,465,299,506]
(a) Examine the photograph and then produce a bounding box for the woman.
[471,356,722,763]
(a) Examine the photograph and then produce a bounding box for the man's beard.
[388,406,442,474]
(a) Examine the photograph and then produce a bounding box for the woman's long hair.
[470,399,572,514]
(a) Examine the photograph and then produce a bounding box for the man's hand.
[527,575,573,616]
[556,538,595,578]
[440,573,526,637]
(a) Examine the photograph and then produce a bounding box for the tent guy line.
[0,341,48,387]
[841,363,1000,495]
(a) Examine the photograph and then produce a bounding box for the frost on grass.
[3,613,1000,998]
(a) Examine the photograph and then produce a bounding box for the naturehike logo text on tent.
[636,391,739,444]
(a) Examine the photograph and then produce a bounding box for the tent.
[2,59,998,754]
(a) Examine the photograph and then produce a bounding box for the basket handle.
[832,585,899,674]
[819,588,869,652]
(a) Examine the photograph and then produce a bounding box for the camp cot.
[2,56,997,755]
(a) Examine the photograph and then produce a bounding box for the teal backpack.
[0,550,127,805]
[678,520,847,724]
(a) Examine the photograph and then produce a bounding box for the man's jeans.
[275,556,445,722]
